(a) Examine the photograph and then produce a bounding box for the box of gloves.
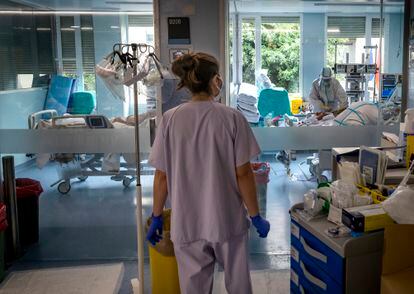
[342,204,394,232]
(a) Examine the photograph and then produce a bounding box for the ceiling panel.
[231,0,404,14]
[7,0,153,12]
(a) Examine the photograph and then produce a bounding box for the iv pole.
[132,43,145,294]
[108,42,160,294]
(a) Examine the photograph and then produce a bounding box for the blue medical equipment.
[43,75,77,116]
[258,88,292,118]
[67,91,96,115]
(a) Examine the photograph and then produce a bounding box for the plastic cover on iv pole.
[95,43,171,102]
[96,43,170,294]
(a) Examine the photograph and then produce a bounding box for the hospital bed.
[272,103,401,182]
[28,110,152,194]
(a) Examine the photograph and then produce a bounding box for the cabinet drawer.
[299,227,344,285]
[300,253,343,294]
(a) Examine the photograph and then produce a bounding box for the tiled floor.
[8,152,316,293]
[213,269,290,294]
[0,263,124,294]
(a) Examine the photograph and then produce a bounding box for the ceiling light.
[327,28,340,33]
[13,26,31,30]
[105,1,152,4]
[110,25,120,29]
[70,25,80,29]
[36,27,51,31]
[315,1,403,6]
[81,27,93,31]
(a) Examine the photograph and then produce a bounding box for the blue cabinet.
[290,204,384,294]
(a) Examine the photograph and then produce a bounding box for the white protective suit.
[309,68,348,112]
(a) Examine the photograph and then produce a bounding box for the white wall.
[156,0,226,109]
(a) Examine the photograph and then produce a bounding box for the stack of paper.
[236,83,260,123]
[359,146,388,186]
[338,161,363,185]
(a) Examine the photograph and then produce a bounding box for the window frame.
[235,12,303,94]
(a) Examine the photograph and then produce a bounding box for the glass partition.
[227,0,405,281]
[0,2,156,288]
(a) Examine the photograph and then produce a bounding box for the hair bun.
[171,52,219,95]
[181,54,198,71]
[171,53,198,79]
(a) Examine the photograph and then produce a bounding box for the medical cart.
[290,203,384,294]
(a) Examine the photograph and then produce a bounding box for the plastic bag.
[96,53,128,101]
[124,53,171,87]
[102,153,121,173]
[383,161,414,224]
[330,180,358,208]
[256,69,273,92]
[304,190,324,216]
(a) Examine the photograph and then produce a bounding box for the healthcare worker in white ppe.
[309,67,348,113]
[146,52,270,294]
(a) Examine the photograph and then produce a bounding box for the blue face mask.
[213,75,223,102]
[214,84,223,102]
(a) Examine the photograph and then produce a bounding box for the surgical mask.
[214,84,223,102]
[213,75,223,102]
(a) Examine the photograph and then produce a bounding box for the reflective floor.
[9,152,315,293]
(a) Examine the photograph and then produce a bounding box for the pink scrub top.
[148,101,261,244]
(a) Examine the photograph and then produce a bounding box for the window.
[327,16,367,89]
[58,15,96,91]
[241,18,256,85]
[326,16,387,99]
[261,17,300,93]
[81,16,96,91]
[370,18,384,69]
[128,15,154,45]
[127,15,155,112]
[60,16,76,76]
[327,17,366,67]
[0,15,55,91]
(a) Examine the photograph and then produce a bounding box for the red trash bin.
[251,162,270,217]
[15,178,43,247]
[0,203,7,281]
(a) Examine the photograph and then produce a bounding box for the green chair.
[258,88,292,118]
[67,91,96,115]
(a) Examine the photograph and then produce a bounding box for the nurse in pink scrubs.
[147,52,270,294]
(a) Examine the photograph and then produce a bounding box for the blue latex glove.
[250,214,270,238]
[146,214,163,245]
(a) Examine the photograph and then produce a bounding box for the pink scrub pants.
[174,232,252,294]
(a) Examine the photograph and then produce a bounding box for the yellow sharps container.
[146,209,180,294]
[289,95,303,114]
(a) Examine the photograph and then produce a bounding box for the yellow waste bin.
[290,95,303,114]
[146,209,180,294]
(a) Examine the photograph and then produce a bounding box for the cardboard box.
[342,204,394,232]
[381,224,414,294]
